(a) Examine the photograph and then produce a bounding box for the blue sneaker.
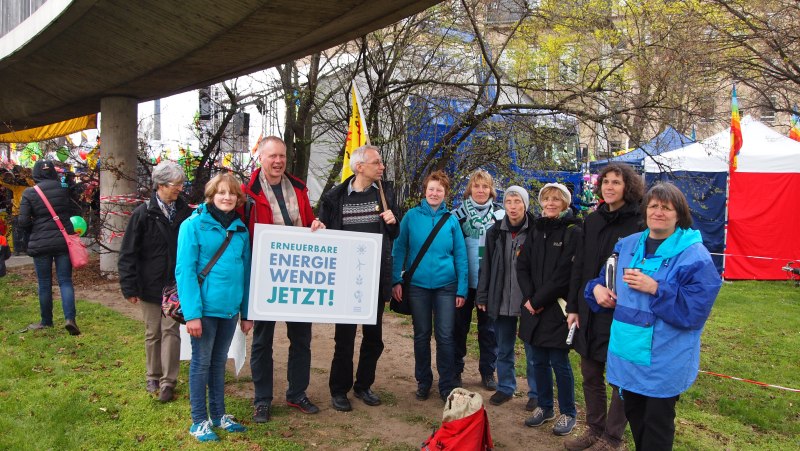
[189,420,219,442]
[212,414,247,433]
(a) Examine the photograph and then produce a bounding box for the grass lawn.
[0,274,301,451]
[489,280,800,450]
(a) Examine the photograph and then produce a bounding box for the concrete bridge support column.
[98,97,138,273]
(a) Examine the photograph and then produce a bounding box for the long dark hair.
[594,163,645,205]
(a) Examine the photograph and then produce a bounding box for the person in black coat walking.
[517,183,582,436]
[564,163,644,451]
[118,161,192,402]
[18,160,81,334]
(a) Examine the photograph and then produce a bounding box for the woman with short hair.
[586,183,721,450]
[392,170,468,401]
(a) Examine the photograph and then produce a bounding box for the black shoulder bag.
[161,231,234,324]
[390,213,451,315]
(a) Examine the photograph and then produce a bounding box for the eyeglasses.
[362,160,385,166]
[165,182,183,188]
[647,204,674,212]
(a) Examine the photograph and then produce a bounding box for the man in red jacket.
[242,136,324,422]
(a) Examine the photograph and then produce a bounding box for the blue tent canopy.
[589,126,694,172]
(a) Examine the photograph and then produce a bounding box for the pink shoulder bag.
[33,185,89,268]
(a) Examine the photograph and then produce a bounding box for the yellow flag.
[342,82,369,182]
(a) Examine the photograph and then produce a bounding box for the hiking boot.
[553,414,577,436]
[354,388,381,406]
[253,404,271,423]
[525,397,538,412]
[146,380,159,394]
[488,391,512,406]
[415,386,430,401]
[212,414,246,433]
[65,319,81,336]
[524,407,556,427]
[564,429,601,450]
[189,420,219,442]
[287,396,320,414]
[481,374,497,391]
[159,385,174,403]
[331,394,352,412]
[585,436,622,451]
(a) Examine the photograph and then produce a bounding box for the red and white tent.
[645,116,800,279]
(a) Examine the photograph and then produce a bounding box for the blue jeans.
[531,345,576,417]
[409,283,458,397]
[33,253,76,325]
[189,315,238,423]
[494,315,537,399]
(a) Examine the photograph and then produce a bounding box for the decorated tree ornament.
[70,216,88,236]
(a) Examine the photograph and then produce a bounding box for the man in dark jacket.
[565,163,644,451]
[118,161,192,403]
[317,144,399,412]
[242,136,322,422]
[19,160,81,334]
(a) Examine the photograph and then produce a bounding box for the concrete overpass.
[0,0,440,271]
[0,0,440,130]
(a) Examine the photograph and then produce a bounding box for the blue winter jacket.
[585,229,721,398]
[176,204,251,322]
[392,200,468,297]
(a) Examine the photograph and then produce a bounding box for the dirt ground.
[16,259,586,450]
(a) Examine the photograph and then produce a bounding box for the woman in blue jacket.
[585,183,721,451]
[392,170,468,401]
[176,173,253,442]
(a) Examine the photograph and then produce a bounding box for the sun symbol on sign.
[356,244,367,255]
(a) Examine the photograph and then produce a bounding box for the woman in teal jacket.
[585,183,721,451]
[176,173,253,442]
[392,170,468,401]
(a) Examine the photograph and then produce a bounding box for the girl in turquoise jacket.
[176,173,252,442]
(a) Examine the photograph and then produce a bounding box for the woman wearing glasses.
[585,183,721,451]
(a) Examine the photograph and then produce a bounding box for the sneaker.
[189,420,219,442]
[27,322,52,331]
[585,436,622,451]
[253,404,271,423]
[212,414,246,433]
[524,407,556,427]
[415,386,430,401]
[525,397,538,412]
[553,414,577,436]
[287,396,320,414]
[564,429,601,450]
[481,374,497,391]
[488,391,512,406]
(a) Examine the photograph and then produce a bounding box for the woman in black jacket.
[118,161,192,402]
[517,183,581,436]
[564,163,644,451]
[18,160,80,334]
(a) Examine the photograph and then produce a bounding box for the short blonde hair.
[204,173,246,208]
[463,169,497,200]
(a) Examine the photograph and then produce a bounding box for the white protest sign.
[248,223,382,324]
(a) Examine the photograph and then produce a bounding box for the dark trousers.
[580,356,627,444]
[329,300,385,396]
[622,389,679,451]
[251,320,312,405]
[453,288,497,377]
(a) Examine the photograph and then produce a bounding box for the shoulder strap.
[198,230,234,283]
[244,193,256,226]
[404,212,451,281]
[33,185,70,239]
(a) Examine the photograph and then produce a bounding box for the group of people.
[113,135,721,450]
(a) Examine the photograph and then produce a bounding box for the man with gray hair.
[316,144,399,412]
[119,160,192,403]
